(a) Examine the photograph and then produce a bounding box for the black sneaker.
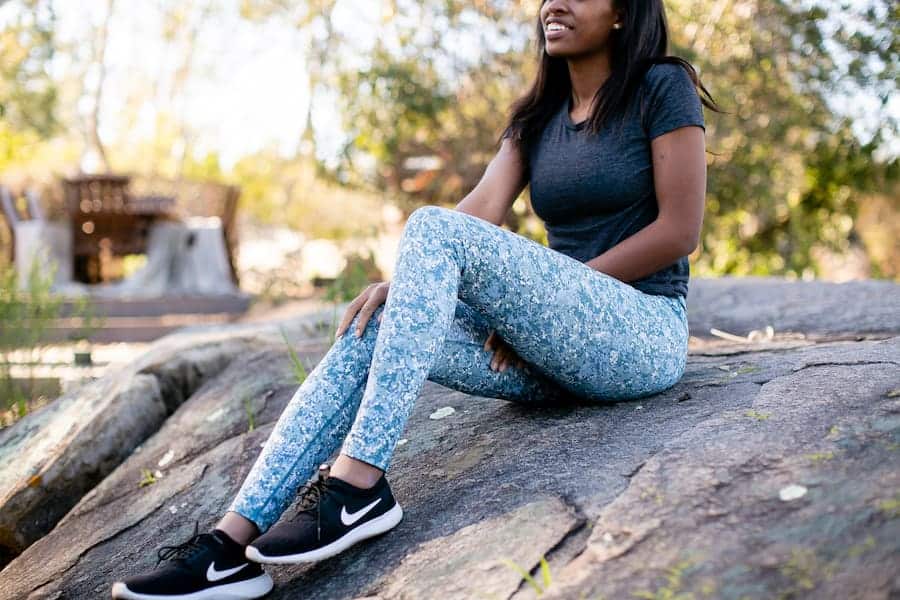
[111,525,273,599]
[245,463,403,564]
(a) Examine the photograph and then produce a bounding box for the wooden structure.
[51,294,251,343]
[61,175,241,285]
[62,175,175,283]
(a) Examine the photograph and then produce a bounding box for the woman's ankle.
[330,453,384,489]
[215,511,260,546]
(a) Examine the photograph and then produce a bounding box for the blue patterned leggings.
[229,206,689,531]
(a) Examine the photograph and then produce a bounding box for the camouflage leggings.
[229,205,689,531]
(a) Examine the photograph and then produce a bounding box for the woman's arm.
[454,138,529,227]
[585,125,706,282]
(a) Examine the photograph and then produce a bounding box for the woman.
[112,1,721,597]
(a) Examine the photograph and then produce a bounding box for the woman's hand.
[484,329,526,372]
[336,281,391,338]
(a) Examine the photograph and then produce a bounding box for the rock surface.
[0,316,331,562]
[1,277,898,599]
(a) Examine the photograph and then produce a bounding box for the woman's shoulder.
[640,62,694,90]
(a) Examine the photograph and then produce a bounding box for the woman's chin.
[544,45,568,58]
[544,42,579,58]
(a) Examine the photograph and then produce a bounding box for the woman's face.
[539,0,622,58]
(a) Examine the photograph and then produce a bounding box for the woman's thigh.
[409,205,689,401]
[427,299,574,406]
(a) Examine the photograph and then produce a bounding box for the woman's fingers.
[494,345,511,371]
[363,282,391,333]
[335,292,368,338]
[375,282,390,324]
[498,342,526,372]
[484,330,496,352]
[336,282,390,338]
[484,331,526,372]
[354,298,381,337]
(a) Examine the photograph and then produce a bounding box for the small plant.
[777,548,835,597]
[744,409,771,421]
[0,258,62,422]
[803,451,834,463]
[280,327,308,384]
[323,250,375,305]
[500,555,552,595]
[632,559,695,600]
[845,535,876,558]
[138,468,158,488]
[244,396,256,433]
[876,493,900,519]
[0,256,102,426]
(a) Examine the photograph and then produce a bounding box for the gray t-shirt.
[527,62,705,299]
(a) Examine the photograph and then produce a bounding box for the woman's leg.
[339,205,689,473]
[223,295,567,539]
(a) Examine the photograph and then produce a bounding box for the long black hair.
[499,0,723,163]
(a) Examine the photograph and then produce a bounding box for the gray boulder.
[0,314,332,563]
[0,277,898,599]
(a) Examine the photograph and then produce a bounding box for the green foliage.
[500,555,553,595]
[228,150,384,237]
[0,259,62,413]
[244,396,256,433]
[2,0,898,283]
[322,251,377,342]
[632,559,695,600]
[280,327,308,384]
[323,251,375,304]
[138,468,158,488]
[0,0,58,139]
[0,258,100,423]
[876,494,900,519]
[744,410,771,421]
[777,547,837,598]
[803,451,834,463]
[271,0,898,279]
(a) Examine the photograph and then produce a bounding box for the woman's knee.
[404,204,456,238]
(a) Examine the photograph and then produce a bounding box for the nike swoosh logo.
[207,562,248,582]
[341,497,382,526]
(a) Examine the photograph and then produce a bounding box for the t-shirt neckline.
[564,96,588,131]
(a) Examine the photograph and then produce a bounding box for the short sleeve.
[641,63,706,140]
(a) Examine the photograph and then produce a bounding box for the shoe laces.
[156,522,211,567]
[294,475,332,541]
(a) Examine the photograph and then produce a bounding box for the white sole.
[110,573,273,600]
[245,503,403,564]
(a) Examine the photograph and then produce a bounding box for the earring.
[613,23,622,29]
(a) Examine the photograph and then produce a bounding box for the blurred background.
[0,0,897,423]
